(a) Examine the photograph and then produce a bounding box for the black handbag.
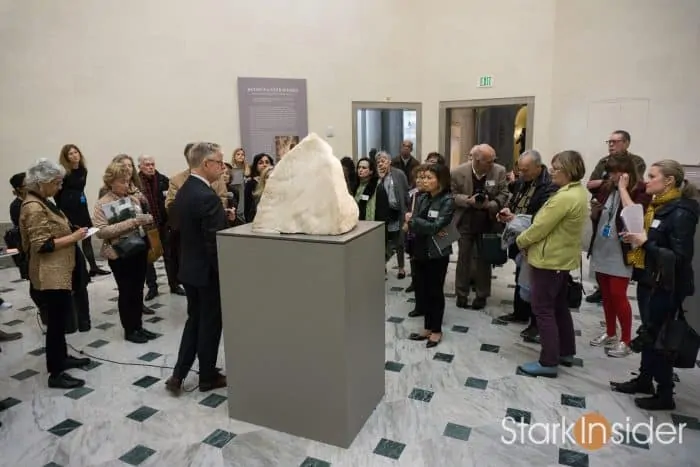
[480,233,508,266]
[112,231,148,258]
[655,307,700,369]
[567,260,584,309]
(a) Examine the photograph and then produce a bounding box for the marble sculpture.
[252,133,359,235]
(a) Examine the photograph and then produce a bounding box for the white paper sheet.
[86,227,100,238]
[620,204,644,234]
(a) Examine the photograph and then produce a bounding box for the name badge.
[360,194,369,201]
[428,210,439,218]
[79,193,87,204]
[651,219,661,229]
[485,180,495,187]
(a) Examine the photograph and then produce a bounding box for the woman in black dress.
[56,144,110,277]
[243,153,275,223]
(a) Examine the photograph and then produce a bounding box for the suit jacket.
[19,193,75,290]
[171,175,228,288]
[165,169,228,213]
[450,161,510,232]
[391,155,420,187]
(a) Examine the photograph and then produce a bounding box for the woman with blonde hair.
[94,162,157,344]
[612,159,699,411]
[231,147,251,179]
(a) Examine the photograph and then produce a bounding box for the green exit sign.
[478,75,493,88]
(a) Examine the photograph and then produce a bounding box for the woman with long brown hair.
[55,144,110,277]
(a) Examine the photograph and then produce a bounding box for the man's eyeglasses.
[605,139,624,145]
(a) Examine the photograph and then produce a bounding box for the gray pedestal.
[216,221,386,448]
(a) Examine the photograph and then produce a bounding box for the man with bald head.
[451,144,510,309]
[391,140,420,188]
[496,150,557,338]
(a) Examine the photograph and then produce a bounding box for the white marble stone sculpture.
[252,133,359,235]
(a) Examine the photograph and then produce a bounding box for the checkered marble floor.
[1,255,699,466]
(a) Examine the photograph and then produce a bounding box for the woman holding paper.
[611,159,698,410]
[406,163,455,348]
[587,154,651,357]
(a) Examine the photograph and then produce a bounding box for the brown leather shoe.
[199,373,227,392]
[0,329,22,342]
[165,376,183,396]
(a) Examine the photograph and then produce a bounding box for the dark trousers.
[530,266,576,366]
[639,290,675,396]
[12,252,29,279]
[109,250,148,333]
[513,265,534,323]
[413,256,450,333]
[36,289,72,375]
[169,228,182,284]
[385,230,405,269]
[145,226,179,290]
[174,274,223,382]
[455,233,491,299]
[81,238,99,271]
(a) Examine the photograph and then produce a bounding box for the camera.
[474,190,486,204]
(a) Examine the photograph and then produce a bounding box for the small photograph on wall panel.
[275,135,300,160]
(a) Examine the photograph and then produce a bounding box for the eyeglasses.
[605,139,624,145]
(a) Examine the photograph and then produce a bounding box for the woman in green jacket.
[516,150,588,377]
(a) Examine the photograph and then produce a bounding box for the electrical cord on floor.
[34,311,200,392]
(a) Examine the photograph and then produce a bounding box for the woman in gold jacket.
[20,159,92,389]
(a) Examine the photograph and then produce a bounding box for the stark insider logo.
[501,412,687,450]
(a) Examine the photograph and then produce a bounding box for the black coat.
[55,167,92,227]
[642,196,699,302]
[409,191,455,260]
[171,176,228,288]
[139,171,170,226]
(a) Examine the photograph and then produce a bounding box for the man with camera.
[451,144,510,310]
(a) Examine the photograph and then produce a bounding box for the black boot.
[634,392,676,411]
[585,289,603,304]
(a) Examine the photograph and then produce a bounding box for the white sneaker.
[590,333,617,347]
[0,302,12,310]
[606,341,632,358]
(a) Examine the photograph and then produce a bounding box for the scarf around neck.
[627,187,681,268]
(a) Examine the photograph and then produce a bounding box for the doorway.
[352,102,422,160]
[438,97,535,169]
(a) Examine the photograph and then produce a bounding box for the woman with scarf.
[353,156,389,231]
[611,159,698,411]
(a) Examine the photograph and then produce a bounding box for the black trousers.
[173,274,223,382]
[413,256,450,333]
[385,230,405,269]
[35,289,72,376]
[109,250,148,333]
[145,225,179,291]
[513,265,534,324]
[639,290,675,396]
[169,228,182,284]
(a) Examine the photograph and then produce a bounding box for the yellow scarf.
[627,187,681,268]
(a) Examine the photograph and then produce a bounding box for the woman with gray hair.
[375,151,410,279]
[20,158,92,389]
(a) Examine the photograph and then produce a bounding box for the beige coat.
[450,161,510,228]
[165,169,228,212]
[19,193,75,290]
[93,192,147,260]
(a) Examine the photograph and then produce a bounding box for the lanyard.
[606,191,618,225]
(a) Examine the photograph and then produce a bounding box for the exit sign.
[478,75,493,88]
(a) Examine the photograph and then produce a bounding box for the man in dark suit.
[165,142,234,394]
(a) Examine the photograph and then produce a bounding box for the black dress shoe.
[408,333,429,341]
[170,286,186,296]
[125,331,149,343]
[78,321,91,333]
[470,297,486,310]
[142,305,155,315]
[585,289,602,304]
[64,356,92,370]
[145,289,158,301]
[498,313,529,324]
[408,309,424,317]
[426,338,441,348]
[89,268,111,277]
[520,325,538,338]
[610,376,655,395]
[48,372,85,389]
[138,328,158,340]
[634,394,675,411]
[200,373,227,392]
[523,334,540,344]
[456,297,469,309]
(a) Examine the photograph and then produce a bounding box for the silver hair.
[375,151,391,162]
[187,142,221,168]
[519,149,542,165]
[25,158,66,192]
[138,154,154,164]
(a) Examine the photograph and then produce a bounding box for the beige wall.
[0,0,697,218]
